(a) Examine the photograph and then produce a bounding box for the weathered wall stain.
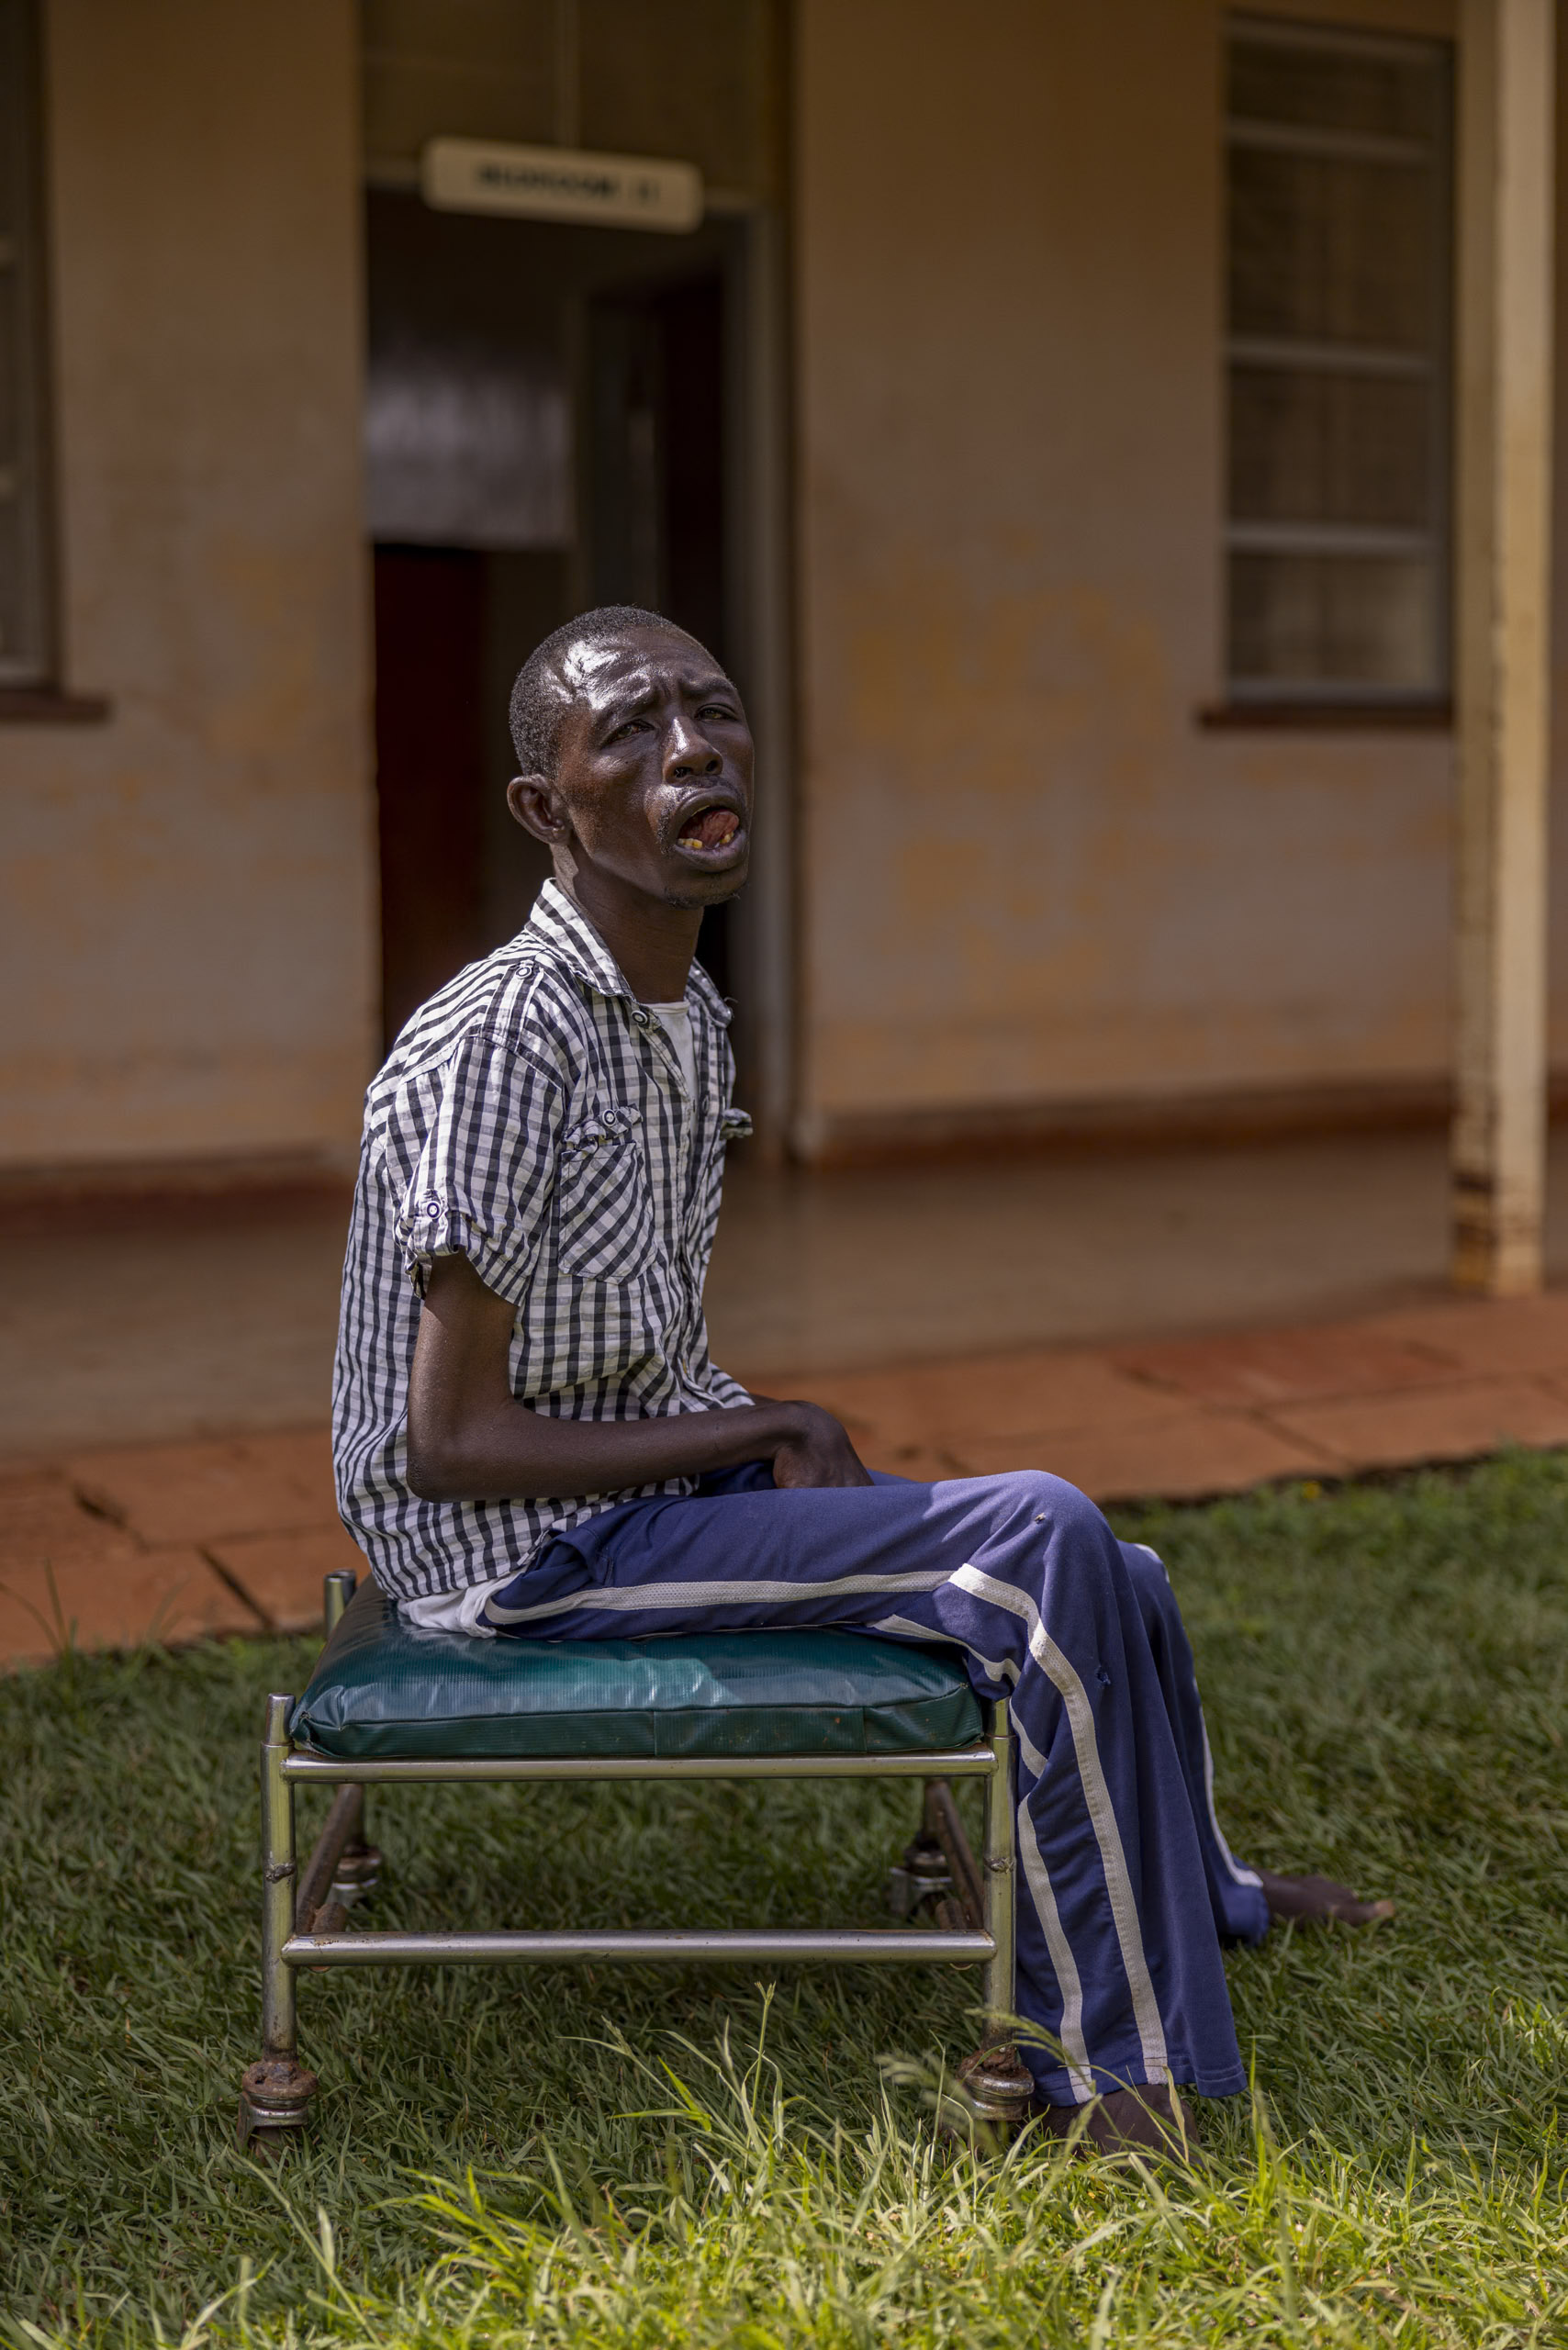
[792,0,1530,1133]
[0,0,375,1171]
[20,0,1568,1170]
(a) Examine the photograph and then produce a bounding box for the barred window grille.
[1225,16,1452,701]
[0,0,53,688]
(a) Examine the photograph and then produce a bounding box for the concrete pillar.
[1452,0,1556,1293]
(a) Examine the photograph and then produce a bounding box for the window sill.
[0,685,112,723]
[1198,698,1451,733]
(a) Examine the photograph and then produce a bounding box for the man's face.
[508,625,754,910]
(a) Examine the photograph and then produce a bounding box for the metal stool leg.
[956,1695,1032,2132]
[238,1692,319,2148]
[889,1778,969,1922]
[313,1570,382,1920]
[322,1569,355,1635]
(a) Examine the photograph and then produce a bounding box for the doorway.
[366,188,744,1046]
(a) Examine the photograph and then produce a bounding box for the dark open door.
[366,187,742,1046]
[372,547,486,1042]
[587,271,731,999]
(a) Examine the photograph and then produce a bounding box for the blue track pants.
[481,1464,1269,2107]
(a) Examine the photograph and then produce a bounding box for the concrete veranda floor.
[10,1125,1568,1460]
[9,1126,1568,1665]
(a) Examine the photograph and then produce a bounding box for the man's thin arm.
[407,1253,869,1500]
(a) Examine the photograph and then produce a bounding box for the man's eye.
[698,703,735,722]
[607,719,644,742]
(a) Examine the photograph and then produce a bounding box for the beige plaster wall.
[0,0,375,1172]
[792,0,1485,1147]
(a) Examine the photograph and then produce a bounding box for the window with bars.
[0,0,54,689]
[1225,16,1452,705]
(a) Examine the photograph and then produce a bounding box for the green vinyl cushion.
[290,1575,981,1763]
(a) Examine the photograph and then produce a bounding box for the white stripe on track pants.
[480,1462,1271,2106]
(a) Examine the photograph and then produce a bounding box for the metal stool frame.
[239,1567,1028,2146]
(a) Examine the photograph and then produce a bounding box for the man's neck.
[558,859,702,1003]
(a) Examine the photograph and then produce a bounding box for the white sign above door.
[421,138,704,234]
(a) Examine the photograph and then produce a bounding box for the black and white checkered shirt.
[332,880,752,1608]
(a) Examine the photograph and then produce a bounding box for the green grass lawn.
[4,1453,1568,2345]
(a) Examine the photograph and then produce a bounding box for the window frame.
[1220,12,1455,716]
[0,0,59,696]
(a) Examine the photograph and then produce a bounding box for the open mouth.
[674,802,745,856]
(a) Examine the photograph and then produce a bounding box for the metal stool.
[240,1566,1030,2146]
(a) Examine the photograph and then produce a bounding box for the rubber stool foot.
[946,2040,1034,2143]
[238,2056,319,2151]
[331,1841,383,1904]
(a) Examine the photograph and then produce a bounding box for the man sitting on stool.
[333,604,1389,2155]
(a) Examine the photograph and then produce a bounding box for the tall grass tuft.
[15,2009,1564,2347]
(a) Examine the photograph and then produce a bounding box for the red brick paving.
[951,1407,1334,1500]
[205,1523,367,1635]
[805,1349,1165,1449]
[10,1292,1568,1668]
[1267,1374,1568,1472]
[67,1427,337,1546]
[739,1290,1568,1504]
[1355,1292,1568,1377]
[0,1468,262,1666]
[1110,1325,1457,1407]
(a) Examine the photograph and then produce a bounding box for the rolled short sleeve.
[392,1030,563,1307]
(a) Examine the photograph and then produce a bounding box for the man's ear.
[508,774,567,845]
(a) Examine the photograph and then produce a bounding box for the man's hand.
[408,1253,872,1501]
[767,1400,873,1488]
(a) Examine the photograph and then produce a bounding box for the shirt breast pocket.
[555,1109,658,1282]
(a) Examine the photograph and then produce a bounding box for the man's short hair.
[509,605,707,778]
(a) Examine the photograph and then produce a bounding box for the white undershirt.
[400,992,700,1636]
[644,999,697,1098]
